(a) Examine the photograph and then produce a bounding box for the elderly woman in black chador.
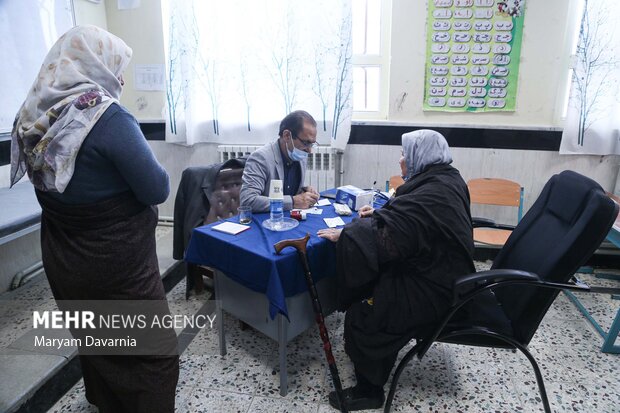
[318,130,475,411]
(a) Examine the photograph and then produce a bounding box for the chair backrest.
[205,167,244,223]
[468,178,524,221]
[491,171,618,343]
[388,175,405,193]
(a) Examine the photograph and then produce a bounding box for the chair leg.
[515,344,551,413]
[384,342,422,413]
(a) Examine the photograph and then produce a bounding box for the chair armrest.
[453,269,540,305]
[471,217,496,227]
[471,217,515,231]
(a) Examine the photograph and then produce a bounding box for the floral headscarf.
[401,130,453,180]
[10,25,132,192]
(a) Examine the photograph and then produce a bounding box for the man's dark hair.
[278,110,317,138]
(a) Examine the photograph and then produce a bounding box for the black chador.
[336,164,476,386]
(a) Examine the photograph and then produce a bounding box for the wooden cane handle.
[274,233,310,255]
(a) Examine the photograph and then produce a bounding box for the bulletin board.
[423,0,526,112]
[0,0,75,134]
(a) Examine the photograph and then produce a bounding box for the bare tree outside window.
[268,7,300,116]
[165,9,183,135]
[190,9,221,136]
[332,12,353,140]
[571,0,620,146]
[239,58,252,132]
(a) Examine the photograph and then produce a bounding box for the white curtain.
[162,0,353,150]
[560,0,620,155]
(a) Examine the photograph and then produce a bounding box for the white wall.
[105,0,166,121]
[73,0,108,28]
[385,0,582,128]
[69,0,619,224]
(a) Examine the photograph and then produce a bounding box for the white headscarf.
[401,129,453,180]
[10,25,132,192]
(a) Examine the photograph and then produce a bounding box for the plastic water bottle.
[270,199,284,228]
[268,179,284,230]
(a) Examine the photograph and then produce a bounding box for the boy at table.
[240,110,320,212]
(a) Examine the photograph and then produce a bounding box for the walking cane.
[274,234,349,413]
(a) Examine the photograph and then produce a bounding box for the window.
[352,0,391,119]
[559,0,620,122]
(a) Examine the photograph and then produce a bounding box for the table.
[184,200,364,395]
[564,193,620,354]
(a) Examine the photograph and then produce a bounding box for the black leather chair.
[173,158,245,297]
[384,170,619,413]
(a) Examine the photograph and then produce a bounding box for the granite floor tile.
[255,354,328,403]
[175,385,195,413]
[318,402,383,413]
[42,261,619,413]
[449,376,523,413]
[444,344,509,381]
[178,354,211,387]
[498,346,578,385]
[545,293,585,321]
[515,380,593,413]
[47,380,96,413]
[570,291,619,332]
[196,354,267,394]
[184,387,253,413]
[248,395,319,413]
[577,381,620,412]
[389,367,458,412]
[183,323,225,356]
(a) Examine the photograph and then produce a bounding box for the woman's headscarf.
[10,25,132,192]
[401,129,452,180]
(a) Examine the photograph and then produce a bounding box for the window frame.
[351,0,392,120]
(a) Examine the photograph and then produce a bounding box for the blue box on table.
[335,185,374,211]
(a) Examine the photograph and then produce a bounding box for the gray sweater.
[47,104,169,205]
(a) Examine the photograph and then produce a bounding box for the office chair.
[468,178,524,246]
[384,170,618,413]
[173,159,245,297]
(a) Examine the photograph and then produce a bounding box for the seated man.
[240,110,320,212]
[318,130,475,411]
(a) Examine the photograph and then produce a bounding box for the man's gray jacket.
[240,140,307,212]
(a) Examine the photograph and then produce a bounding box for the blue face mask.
[287,137,308,162]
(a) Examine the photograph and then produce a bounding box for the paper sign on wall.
[118,0,140,10]
[134,64,165,91]
[423,0,526,112]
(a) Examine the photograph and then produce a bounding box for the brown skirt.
[36,191,179,413]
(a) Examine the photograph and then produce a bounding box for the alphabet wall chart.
[424,0,526,112]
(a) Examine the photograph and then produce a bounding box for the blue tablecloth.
[184,201,360,319]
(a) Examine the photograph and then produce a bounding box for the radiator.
[217,144,338,192]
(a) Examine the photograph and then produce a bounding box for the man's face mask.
[287,136,308,162]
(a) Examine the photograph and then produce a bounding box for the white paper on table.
[118,0,140,10]
[316,198,331,206]
[211,222,251,235]
[323,217,345,228]
[292,207,323,215]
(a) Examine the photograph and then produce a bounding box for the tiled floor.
[47,265,620,413]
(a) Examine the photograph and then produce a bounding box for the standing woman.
[10,26,178,412]
[318,130,475,411]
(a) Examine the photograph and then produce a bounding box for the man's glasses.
[294,135,319,149]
